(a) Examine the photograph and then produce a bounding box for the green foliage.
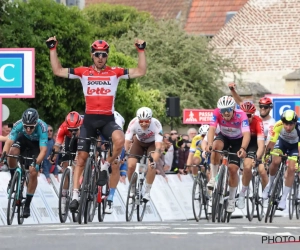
[2,99,29,124]
[82,3,153,40]
[115,19,238,125]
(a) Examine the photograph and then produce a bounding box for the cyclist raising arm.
[46,36,147,212]
[2,108,48,218]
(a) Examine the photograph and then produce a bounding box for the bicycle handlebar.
[270,151,298,161]
[77,136,113,157]
[2,152,37,166]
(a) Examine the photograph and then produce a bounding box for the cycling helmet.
[281,109,298,123]
[259,97,273,107]
[240,102,256,114]
[136,107,152,120]
[198,124,209,135]
[217,96,235,109]
[90,40,110,53]
[22,108,39,125]
[65,111,82,128]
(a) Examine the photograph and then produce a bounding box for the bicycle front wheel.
[126,172,137,222]
[7,171,20,225]
[288,180,295,220]
[246,176,255,222]
[192,176,202,222]
[58,168,71,223]
[78,158,92,224]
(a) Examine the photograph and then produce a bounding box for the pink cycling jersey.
[210,108,250,139]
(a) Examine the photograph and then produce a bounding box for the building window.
[225,12,237,23]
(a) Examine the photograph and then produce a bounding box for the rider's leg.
[207,139,224,190]
[278,152,297,210]
[237,157,252,209]
[97,122,124,186]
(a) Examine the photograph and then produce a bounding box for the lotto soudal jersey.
[125,117,163,143]
[262,117,276,141]
[69,66,129,115]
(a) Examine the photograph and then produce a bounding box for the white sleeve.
[125,118,136,141]
[154,119,163,142]
[164,145,174,170]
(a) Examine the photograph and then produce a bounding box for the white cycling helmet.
[136,107,152,120]
[217,96,235,109]
[199,124,209,135]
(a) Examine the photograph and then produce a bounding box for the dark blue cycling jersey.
[8,119,48,147]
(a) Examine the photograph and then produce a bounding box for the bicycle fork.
[135,162,146,204]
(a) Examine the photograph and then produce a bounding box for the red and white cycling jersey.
[262,117,275,142]
[55,121,81,146]
[69,66,129,115]
[125,117,163,143]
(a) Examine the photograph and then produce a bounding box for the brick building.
[85,0,247,37]
[209,0,300,95]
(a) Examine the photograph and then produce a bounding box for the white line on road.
[202,227,236,230]
[275,232,292,236]
[150,232,188,235]
[283,227,300,229]
[197,232,215,235]
[230,232,268,236]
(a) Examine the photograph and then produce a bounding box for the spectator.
[0,123,12,171]
[187,127,197,141]
[161,133,174,172]
[41,125,58,183]
[169,130,179,171]
[177,134,190,174]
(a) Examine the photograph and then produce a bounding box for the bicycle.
[125,151,154,222]
[246,158,264,222]
[210,149,239,223]
[186,154,210,221]
[264,151,295,223]
[76,134,112,224]
[288,162,300,220]
[1,151,36,225]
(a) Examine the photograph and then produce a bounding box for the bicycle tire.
[97,189,106,222]
[246,176,255,222]
[218,167,228,223]
[88,169,98,222]
[212,165,225,223]
[17,174,26,225]
[269,170,283,223]
[137,201,146,222]
[295,175,300,220]
[288,179,295,220]
[192,176,202,222]
[201,175,209,220]
[58,168,71,223]
[255,176,264,222]
[265,167,280,223]
[7,171,19,225]
[78,157,92,224]
[126,172,137,222]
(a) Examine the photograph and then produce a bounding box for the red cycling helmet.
[65,111,82,129]
[240,102,256,114]
[90,40,110,53]
[259,97,273,107]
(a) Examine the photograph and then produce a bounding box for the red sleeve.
[255,116,264,140]
[69,67,88,78]
[55,123,67,145]
[112,67,128,78]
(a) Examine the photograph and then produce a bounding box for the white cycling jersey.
[125,117,163,143]
[262,117,275,142]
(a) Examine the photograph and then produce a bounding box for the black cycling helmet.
[281,109,298,124]
[22,108,39,125]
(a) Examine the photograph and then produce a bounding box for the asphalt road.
[0,217,300,250]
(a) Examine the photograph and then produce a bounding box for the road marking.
[283,227,300,229]
[230,232,268,236]
[197,232,215,235]
[150,232,188,235]
[202,227,236,230]
[242,226,257,229]
[275,232,292,236]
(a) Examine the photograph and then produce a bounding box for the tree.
[115,19,239,125]
[82,3,153,40]
[2,99,29,124]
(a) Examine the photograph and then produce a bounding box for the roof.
[185,0,249,35]
[210,0,300,72]
[85,0,191,20]
[221,82,271,96]
[283,69,300,80]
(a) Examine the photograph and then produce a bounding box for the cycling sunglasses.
[138,119,151,125]
[259,105,271,109]
[23,124,36,130]
[67,128,79,133]
[92,52,108,58]
[220,107,233,114]
[246,113,253,118]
